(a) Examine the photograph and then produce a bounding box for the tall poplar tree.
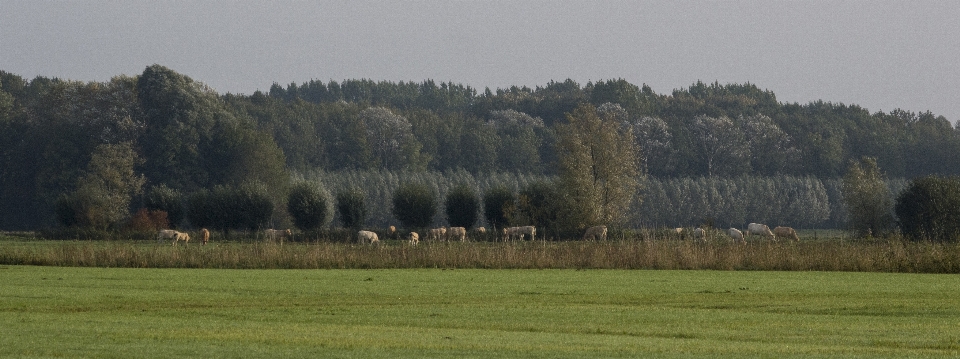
[555,103,642,229]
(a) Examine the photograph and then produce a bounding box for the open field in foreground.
[2,266,959,358]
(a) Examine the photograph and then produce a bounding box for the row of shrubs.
[51,167,960,242]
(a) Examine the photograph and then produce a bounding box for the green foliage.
[186,185,274,232]
[509,180,571,237]
[483,186,515,230]
[287,181,332,230]
[895,176,960,241]
[444,184,479,229]
[556,103,641,228]
[392,182,437,229]
[144,185,184,228]
[6,66,960,232]
[55,142,145,230]
[842,157,895,238]
[336,188,367,230]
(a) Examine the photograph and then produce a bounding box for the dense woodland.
[0,65,956,231]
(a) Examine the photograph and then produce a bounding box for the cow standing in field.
[745,223,776,241]
[172,231,190,245]
[157,229,178,243]
[693,227,706,241]
[427,228,443,241]
[727,228,745,244]
[408,231,419,246]
[200,228,210,246]
[516,226,536,241]
[447,227,467,242]
[582,225,608,241]
[502,226,527,241]
[773,226,800,241]
[358,230,379,245]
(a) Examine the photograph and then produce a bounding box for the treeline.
[300,170,910,232]
[0,65,955,230]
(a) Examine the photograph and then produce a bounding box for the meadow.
[1,265,959,358]
[2,233,959,357]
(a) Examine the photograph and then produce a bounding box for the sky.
[2,1,958,122]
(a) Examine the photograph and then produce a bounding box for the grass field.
[2,265,959,358]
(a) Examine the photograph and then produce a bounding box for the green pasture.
[2,266,958,358]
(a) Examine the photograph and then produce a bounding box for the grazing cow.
[172,231,190,245]
[582,225,608,241]
[745,223,776,241]
[727,228,745,243]
[265,229,293,244]
[516,226,536,241]
[408,231,419,246]
[673,228,684,234]
[502,226,529,241]
[157,229,178,243]
[358,230,379,245]
[447,227,467,241]
[693,227,706,241]
[476,226,487,234]
[200,228,210,246]
[427,227,448,241]
[773,226,800,241]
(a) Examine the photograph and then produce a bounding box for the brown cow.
[200,228,210,246]
[773,226,800,241]
[582,225,608,241]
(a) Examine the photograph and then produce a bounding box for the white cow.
[408,231,420,246]
[516,226,536,241]
[427,228,446,241]
[447,227,467,242]
[582,225,608,241]
[157,229,178,243]
[727,228,745,243]
[745,223,775,241]
[358,230,379,245]
[693,227,706,241]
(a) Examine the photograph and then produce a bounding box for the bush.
[842,157,895,238]
[144,185,184,227]
[445,184,479,229]
[186,185,274,232]
[287,182,332,230]
[483,186,515,231]
[127,208,169,232]
[895,176,960,241]
[336,188,367,230]
[392,182,436,229]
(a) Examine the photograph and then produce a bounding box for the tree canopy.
[0,66,958,230]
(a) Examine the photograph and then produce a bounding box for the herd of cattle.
[155,223,799,245]
[679,223,800,243]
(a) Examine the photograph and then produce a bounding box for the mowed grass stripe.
[1,266,959,358]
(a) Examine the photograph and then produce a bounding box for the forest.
[0,64,956,231]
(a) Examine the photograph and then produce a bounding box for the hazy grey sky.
[2,1,958,121]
